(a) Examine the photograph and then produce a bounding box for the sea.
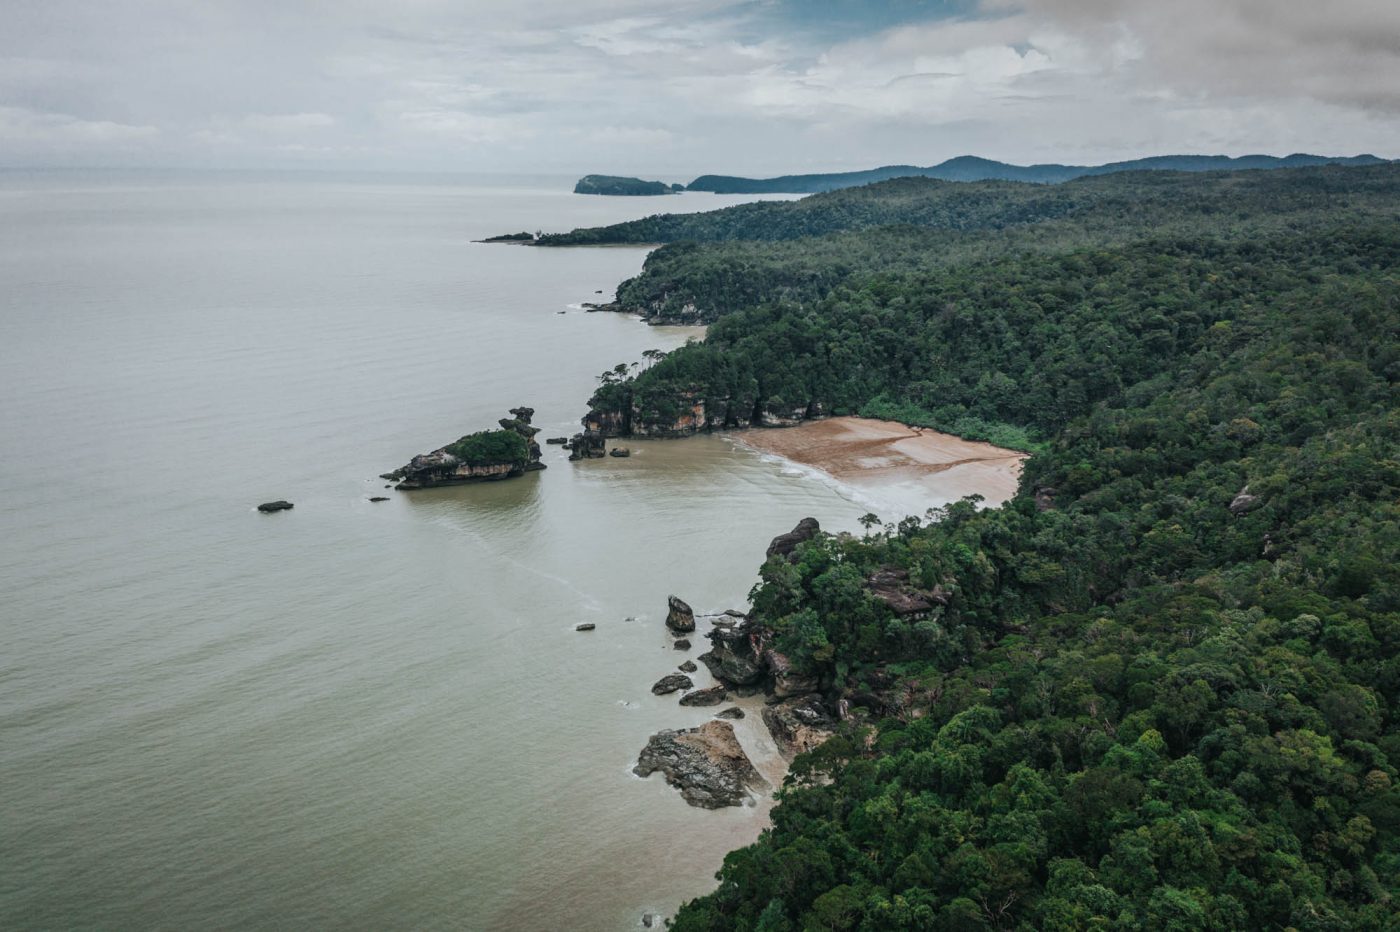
[0,170,905,930]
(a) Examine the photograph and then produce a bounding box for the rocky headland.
[574,175,682,196]
[383,407,546,490]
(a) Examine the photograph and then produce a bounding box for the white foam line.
[724,435,912,518]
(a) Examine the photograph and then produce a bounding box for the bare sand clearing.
[730,416,1026,512]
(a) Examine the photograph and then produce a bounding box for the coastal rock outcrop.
[764,649,820,698]
[698,621,766,688]
[665,596,696,633]
[1229,484,1262,515]
[567,429,607,460]
[386,407,545,489]
[766,517,820,562]
[762,695,838,759]
[633,721,768,809]
[866,567,948,618]
[679,685,728,707]
[652,674,694,695]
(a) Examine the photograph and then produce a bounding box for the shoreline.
[726,416,1027,514]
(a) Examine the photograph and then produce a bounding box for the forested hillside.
[566,166,1400,928]
[686,153,1387,194]
[533,164,1400,248]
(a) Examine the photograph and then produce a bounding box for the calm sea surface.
[0,172,907,930]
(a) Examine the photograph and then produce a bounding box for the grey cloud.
[0,0,1395,172]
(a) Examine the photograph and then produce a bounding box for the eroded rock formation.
[385,407,545,490]
[633,721,767,808]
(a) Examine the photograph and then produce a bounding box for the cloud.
[0,105,158,144]
[0,0,1395,171]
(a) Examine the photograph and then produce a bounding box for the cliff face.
[584,392,825,439]
[386,407,545,489]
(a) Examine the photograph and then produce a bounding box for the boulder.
[1229,485,1262,515]
[866,566,948,617]
[257,500,293,513]
[766,517,820,561]
[762,695,837,759]
[609,447,631,458]
[716,707,746,720]
[679,685,728,707]
[673,639,691,650]
[678,660,698,673]
[651,674,694,695]
[633,721,768,809]
[665,596,696,633]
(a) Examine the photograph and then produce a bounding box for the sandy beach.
[729,416,1027,516]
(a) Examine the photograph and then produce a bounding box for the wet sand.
[729,416,1027,515]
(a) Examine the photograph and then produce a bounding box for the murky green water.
[0,173,889,930]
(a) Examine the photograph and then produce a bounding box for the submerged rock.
[257,500,293,513]
[679,685,728,707]
[575,623,596,632]
[609,447,632,458]
[665,595,696,633]
[766,517,820,562]
[546,436,569,445]
[716,707,746,720]
[673,639,691,650]
[762,695,837,759]
[368,496,389,502]
[633,721,767,808]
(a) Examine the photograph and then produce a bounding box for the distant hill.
[574,174,682,196]
[686,153,1389,193]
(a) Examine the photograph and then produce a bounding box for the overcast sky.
[3,0,1398,176]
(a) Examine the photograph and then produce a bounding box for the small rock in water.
[678,660,698,673]
[369,496,389,502]
[257,500,293,513]
[673,639,691,650]
[717,707,745,720]
[642,913,654,928]
[576,623,597,632]
[546,436,569,444]
[652,674,694,695]
[609,447,631,458]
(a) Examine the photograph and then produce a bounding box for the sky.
[2,0,1398,176]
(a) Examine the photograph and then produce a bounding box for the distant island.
[573,174,683,196]
[684,152,1388,193]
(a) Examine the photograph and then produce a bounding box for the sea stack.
[384,407,545,489]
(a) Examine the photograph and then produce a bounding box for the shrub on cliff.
[444,430,529,467]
